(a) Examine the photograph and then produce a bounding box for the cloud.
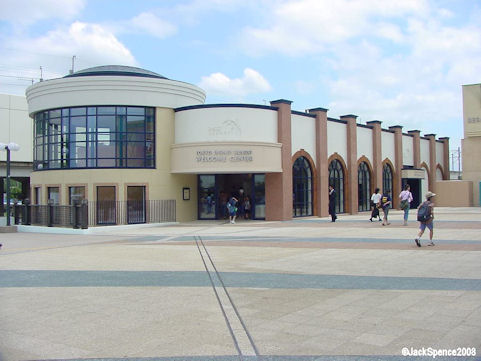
[199,68,271,97]
[1,0,85,25]
[129,12,177,39]
[241,0,428,55]
[0,21,137,92]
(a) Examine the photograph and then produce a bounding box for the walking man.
[328,185,337,222]
[414,191,436,247]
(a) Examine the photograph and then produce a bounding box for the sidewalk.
[0,208,480,360]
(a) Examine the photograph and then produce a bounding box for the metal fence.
[15,199,176,228]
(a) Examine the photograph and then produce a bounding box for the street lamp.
[0,142,20,226]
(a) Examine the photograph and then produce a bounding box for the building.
[462,83,481,206]
[0,94,33,212]
[24,65,450,225]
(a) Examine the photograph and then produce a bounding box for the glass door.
[127,186,146,224]
[252,174,265,220]
[97,186,116,225]
[198,175,216,219]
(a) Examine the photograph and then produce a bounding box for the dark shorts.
[419,221,433,231]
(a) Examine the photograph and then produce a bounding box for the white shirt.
[371,193,382,204]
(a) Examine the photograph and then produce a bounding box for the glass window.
[358,162,371,212]
[33,106,155,170]
[329,159,345,213]
[47,187,59,204]
[292,157,313,217]
[69,186,86,205]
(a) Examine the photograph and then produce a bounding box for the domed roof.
[65,65,167,79]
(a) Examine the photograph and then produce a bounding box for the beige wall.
[435,180,473,207]
[462,137,481,206]
[30,107,199,222]
[462,84,481,207]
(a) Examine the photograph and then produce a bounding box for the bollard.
[80,199,88,229]
[14,202,21,225]
[73,200,80,229]
[47,199,54,227]
[24,198,31,225]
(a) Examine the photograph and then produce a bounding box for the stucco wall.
[0,94,33,163]
[291,114,316,164]
[327,121,347,161]
[381,131,395,167]
[175,106,278,144]
[402,135,414,166]
[420,138,430,168]
[357,126,373,164]
[434,180,473,207]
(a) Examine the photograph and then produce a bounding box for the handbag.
[400,199,409,210]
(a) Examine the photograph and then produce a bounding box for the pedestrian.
[380,191,392,226]
[369,188,382,222]
[414,191,436,247]
[226,196,238,224]
[399,184,413,226]
[328,185,337,222]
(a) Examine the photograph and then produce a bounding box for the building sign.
[208,120,241,139]
[196,150,253,163]
[171,142,282,173]
[462,84,481,137]
[402,169,425,179]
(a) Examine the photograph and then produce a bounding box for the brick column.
[439,137,450,180]
[367,120,382,191]
[309,107,329,217]
[425,134,437,191]
[265,99,293,221]
[341,114,358,214]
[389,125,403,209]
[408,130,421,168]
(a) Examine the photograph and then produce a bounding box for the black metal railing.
[14,199,176,229]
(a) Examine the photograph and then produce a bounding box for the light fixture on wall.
[0,142,20,226]
[182,187,190,201]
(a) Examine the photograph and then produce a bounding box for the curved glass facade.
[34,106,155,170]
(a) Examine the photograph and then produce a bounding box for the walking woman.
[369,188,382,222]
[399,184,413,226]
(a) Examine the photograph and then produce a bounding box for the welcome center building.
[25,65,450,225]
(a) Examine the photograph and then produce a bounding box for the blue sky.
[2,0,480,154]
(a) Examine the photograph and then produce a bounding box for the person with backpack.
[414,191,436,247]
[399,184,413,226]
[226,196,238,224]
[380,192,392,226]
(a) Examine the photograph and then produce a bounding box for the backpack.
[417,201,431,222]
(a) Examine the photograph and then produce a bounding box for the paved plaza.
[1,208,481,361]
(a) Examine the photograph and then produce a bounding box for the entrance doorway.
[403,178,421,209]
[198,174,265,220]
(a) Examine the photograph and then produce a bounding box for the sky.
[1,0,480,156]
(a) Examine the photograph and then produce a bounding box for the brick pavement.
[0,208,480,361]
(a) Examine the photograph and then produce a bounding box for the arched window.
[382,163,393,199]
[293,157,313,217]
[358,162,371,211]
[328,159,345,213]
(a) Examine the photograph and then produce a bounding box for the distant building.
[0,94,32,211]
[22,65,451,225]
[462,83,481,206]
